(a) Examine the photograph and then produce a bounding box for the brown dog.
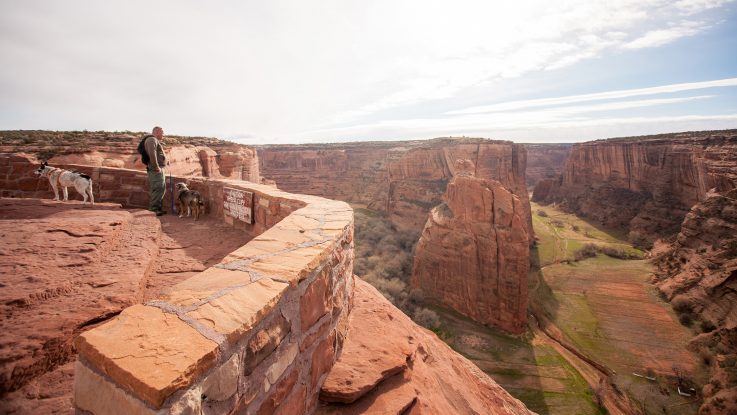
[175,183,205,220]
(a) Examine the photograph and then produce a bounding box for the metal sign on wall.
[223,187,254,224]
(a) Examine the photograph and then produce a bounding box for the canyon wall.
[258,138,531,234]
[536,130,737,246]
[524,143,571,186]
[653,189,737,413]
[411,163,529,334]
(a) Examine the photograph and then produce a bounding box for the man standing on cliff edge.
[140,126,168,216]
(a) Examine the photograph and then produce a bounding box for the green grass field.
[431,306,606,415]
[532,202,644,267]
[531,201,705,414]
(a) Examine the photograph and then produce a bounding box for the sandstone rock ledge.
[317,279,534,415]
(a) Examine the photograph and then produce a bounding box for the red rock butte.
[411,170,530,334]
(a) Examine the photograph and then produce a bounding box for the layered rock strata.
[654,189,737,413]
[537,131,737,246]
[318,279,533,414]
[411,164,530,334]
[259,138,530,234]
[524,143,571,186]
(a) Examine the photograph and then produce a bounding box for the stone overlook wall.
[0,154,355,414]
[411,164,530,334]
[258,138,531,234]
[536,131,737,246]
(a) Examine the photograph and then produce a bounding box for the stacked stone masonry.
[0,154,355,415]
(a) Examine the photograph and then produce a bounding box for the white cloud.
[675,0,735,15]
[311,95,712,134]
[293,113,737,144]
[448,78,737,114]
[0,0,734,142]
[622,21,706,49]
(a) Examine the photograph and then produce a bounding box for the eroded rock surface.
[653,189,737,414]
[411,171,530,334]
[318,279,533,415]
[0,198,254,414]
[524,143,571,186]
[537,131,737,247]
[259,138,530,234]
[0,199,161,410]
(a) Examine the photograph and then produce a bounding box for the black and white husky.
[34,162,95,204]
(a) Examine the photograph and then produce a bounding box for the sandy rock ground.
[0,198,250,414]
[317,279,533,415]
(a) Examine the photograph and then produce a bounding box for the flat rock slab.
[317,371,417,415]
[0,198,254,413]
[320,279,419,404]
[319,279,534,415]
[0,199,160,395]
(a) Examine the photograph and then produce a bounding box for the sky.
[1,0,736,144]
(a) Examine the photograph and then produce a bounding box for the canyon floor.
[0,198,251,414]
[424,202,707,415]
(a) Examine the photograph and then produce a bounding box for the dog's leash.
[169,169,174,214]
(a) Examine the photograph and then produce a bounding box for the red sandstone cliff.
[537,131,737,247]
[524,143,571,186]
[318,279,533,414]
[258,138,531,234]
[653,189,737,414]
[0,131,260,182]
[410,162,530,334]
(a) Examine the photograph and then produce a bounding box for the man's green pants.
[147,169,166,211]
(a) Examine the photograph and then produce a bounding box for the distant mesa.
[524,143,572,187]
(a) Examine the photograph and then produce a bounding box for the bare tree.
[672,364,686,387]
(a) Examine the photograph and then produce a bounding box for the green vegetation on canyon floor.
[353,200,709,415]
[352,207,443,329]
[530,200,708,414]
[353,205,603,414]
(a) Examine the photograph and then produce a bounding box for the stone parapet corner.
[73,176,354,413]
